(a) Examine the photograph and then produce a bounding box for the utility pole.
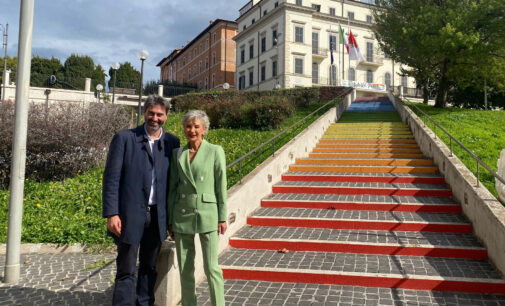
[1,23,8,102]
[4,0,34,283]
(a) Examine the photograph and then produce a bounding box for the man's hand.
[107,215,122,237]
[218,221,227,235]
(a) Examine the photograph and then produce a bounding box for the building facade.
[234,0,415,91]
[157,19,238,90]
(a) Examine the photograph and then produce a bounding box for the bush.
[0,102,132,189]
[241,96,295,130]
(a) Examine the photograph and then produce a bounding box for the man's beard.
[146,120,162,132]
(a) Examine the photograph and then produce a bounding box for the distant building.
[234,0,415,91]
[157,19,238,90]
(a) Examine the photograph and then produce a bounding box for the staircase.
[197,100,505,305]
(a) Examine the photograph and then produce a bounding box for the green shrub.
[242,96,295,130]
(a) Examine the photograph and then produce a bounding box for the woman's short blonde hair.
[182,110,210,136]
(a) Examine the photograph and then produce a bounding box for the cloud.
[0,0,242,82]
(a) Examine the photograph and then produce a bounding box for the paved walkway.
[0,253,115,305]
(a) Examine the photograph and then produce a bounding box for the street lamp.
[96,84,103,103]
[0,23,8,103]
[111,62,120,104]
[136,50,148,126]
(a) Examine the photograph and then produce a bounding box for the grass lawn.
[0,100,338,246]
[405,102,505,198]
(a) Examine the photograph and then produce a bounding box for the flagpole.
[341,25,344,82]
[347,17,351,80]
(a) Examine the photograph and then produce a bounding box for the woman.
[168,109,227,306]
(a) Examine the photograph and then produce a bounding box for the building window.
[402,75,408,88]
[188,68,191,79]
[367,69,374,83]
[243,25,247,30]
[349,68,355,81]
[204,77,208,89]
[261,64,266,81]
[384,50,391,59]
[261,36,266,53]
[213,33,216,43]
[311,4,321,12]
[200,44,203,53]
[295,26,304,43]
[198,81,202,89]
[183,58,186,66]
[366,15,372,23]
[252,18,255,24]
[329,34,337,50]
[312,32,319,54]
[205,57,209,69]
[249,43,254,59]
[194,49,197,57]
[366,42,374,62]
[296,0,302,6]
[295,57,303,74]
[272,29,278,46]
[212,74,215,88]
[199,61,202,73]
[212,52,216,65]
[312,62,318,84]
[264,10,268,16]
[272,60,277,77]
[275,1,279,8]
[240,48,245,64]
[385,72,391,88]
[348,11,355,20]
[239,73,245,90]
[329,8,336,16]
[249,70,254,86]
[206,39,209,49]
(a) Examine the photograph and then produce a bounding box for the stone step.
[319,138,417,144]
[295,158,434,166]
[219,249,505,294]
[261,193,460,213]
[282,171,445,184]
[230,226,487,259]
[247,207,471,233]
[272,181,451,197]
[289,164,439,174]
[321,135,415,139]
[316,143,420,148]
[309,152,426,159]
[196,279,505,305]
[313,147,422,153]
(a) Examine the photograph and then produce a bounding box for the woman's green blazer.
[168,139,227,234]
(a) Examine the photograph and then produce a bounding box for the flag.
[339,24,349,54]
[330,36,334,65]
[348,30,365,61]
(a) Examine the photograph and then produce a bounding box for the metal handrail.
[404,99,505,187]
[226,98,340,183]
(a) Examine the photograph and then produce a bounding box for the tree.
[63,54,97,90]
[0,55,18,85]
[373,0,505,108]
[107,62,140,91]
[30,56,64,88]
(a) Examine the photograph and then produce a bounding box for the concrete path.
[0,253,115,305]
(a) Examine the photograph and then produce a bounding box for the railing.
[405,99,505,187]
[226,98,340,184]
[312,47,328,57]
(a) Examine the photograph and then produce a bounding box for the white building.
[234,0,415,93]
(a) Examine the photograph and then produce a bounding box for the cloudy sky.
[0,0,243,83]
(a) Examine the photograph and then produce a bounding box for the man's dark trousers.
[112,205,160,306]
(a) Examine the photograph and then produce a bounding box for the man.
[103,95,180,306]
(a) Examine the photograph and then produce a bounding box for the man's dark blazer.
[102,124,180,245]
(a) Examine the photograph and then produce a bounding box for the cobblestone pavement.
[196,279,505,306]
[0,253,115,306]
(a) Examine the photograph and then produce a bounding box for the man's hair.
[143,95,170,114]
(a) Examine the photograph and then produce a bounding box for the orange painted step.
[295,158,434,166]
[289,165,438,173]
[316,144,419,148]
[309,153,426,159]
[313,148,422,153]
[319,139,417,144]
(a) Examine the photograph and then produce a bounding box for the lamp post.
[274,33,282,89]
[111,62,119,104]
[96,84,103,103]
[137,50,148,126]
[1,23,8,102]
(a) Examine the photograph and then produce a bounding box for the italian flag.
[339,24,349,53]
[348,30,365,61]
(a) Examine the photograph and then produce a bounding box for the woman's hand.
[218,221,227,235]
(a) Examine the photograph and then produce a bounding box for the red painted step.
[247,217,473,233]
[272,185,452,197]
[282,174,446,184]
[228,238,487,259]
[261,200,462,213]
[222,268,505,294]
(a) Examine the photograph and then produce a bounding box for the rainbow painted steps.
[202,103,505,302]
